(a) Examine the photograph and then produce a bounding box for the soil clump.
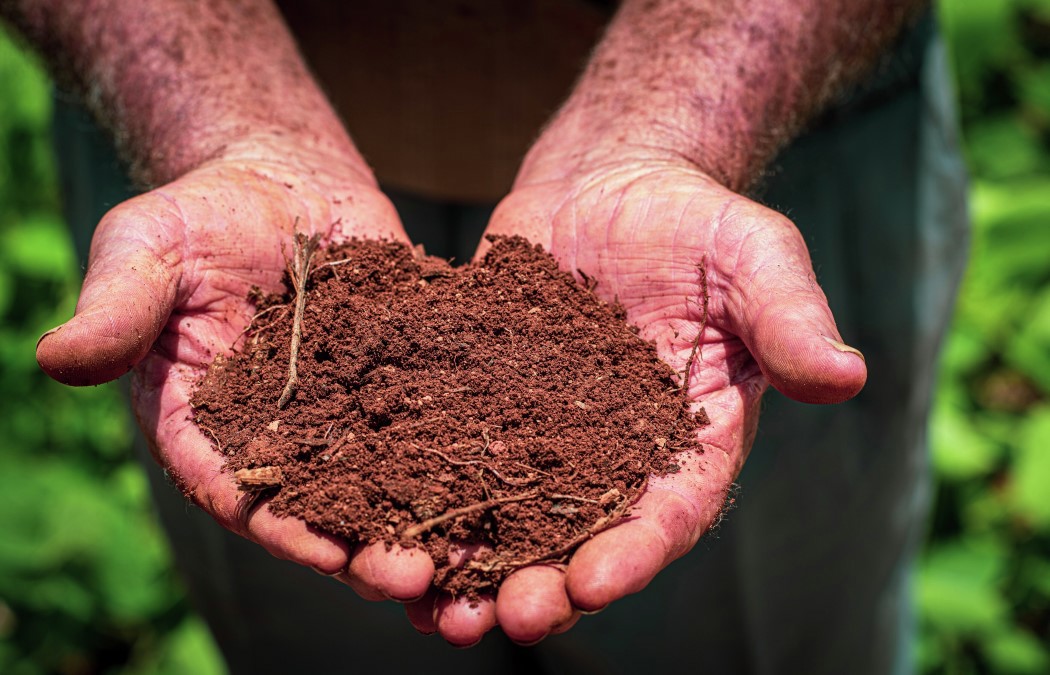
[191,235,704,595]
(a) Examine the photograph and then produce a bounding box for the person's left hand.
[403,150,867,645]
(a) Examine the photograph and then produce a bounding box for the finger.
[38,198,181,385]
[405,587,439,635]
[564,489,696,611]
[345,542,435,602]
[565,444,734,611]
[429,541,501,645]
[434,593,498,648]
[207,461,352,574]
[495,565,575,645]
[717,206,867,404]
[332,570,387,602]
[247,504,352,576]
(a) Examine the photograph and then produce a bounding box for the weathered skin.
[396,0,920,644]
[425,156,868,645]
[35,135,439,587]
[3,0,922,648]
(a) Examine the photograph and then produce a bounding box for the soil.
[191,235,706,595]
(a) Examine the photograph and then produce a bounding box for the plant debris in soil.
[191,235,706,595]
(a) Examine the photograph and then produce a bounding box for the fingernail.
[384,593,419,605]
[312,565,344,578]
[450,638,483,650]
[579,604,608,616]
[822,336,865,361]
[36,325,62,350]
[513,631,551,647]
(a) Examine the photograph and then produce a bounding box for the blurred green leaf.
[0,454,174,622]
[931,398,1003,479]
[1008,406,1050,529]
[941,0,1023,111]
[918,538,1010,634]
[0,35,50,128]
[916,630,944,674]
[938,325,991,380]
[0,215,77,281]
[981,625,1050,674]
[970,179,1050,291]
[0,266,12,319]
[1011,554,1050,611]
[960,482,1011,534]
[964,116,1046,179]
[1005,288,1050,393]
[135,617,227,675]
[1016,60,1050,119]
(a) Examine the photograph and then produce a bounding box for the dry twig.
[415,445,537,487]
[234,304,288,344]
[681,259,709,389]
[467,477,648,575]
[278,231,321,408]
[401,491,540,539]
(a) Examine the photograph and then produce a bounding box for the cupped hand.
[35,135,435,602]
[414,155,868,645]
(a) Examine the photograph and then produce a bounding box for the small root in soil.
[681,258,709,389]
[466,478,646,574]
[401,492,541,539]
[278,231,321,409]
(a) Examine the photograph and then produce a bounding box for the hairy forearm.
[0,0,363,186]
[523,0,928,191]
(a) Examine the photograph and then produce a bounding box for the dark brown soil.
[191,236,705,595]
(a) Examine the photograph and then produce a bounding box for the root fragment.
[467,477,647,575]
[401,491,540,539]
[278,231,321,409]
[235,304,288,345]
[415,445,537,486]
[681,259,709,389]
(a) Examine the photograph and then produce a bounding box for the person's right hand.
[35,133,438,602]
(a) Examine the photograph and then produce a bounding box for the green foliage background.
[0,1,1047,672]
[920,1,1050,672]
[0,23,225,675]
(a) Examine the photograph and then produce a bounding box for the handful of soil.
[192,235,704,594]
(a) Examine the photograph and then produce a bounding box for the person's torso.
[278,0,610,203]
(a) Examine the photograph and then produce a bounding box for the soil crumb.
[192,235,704,595]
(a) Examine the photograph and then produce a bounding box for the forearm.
[522,0,928,191]
[0,0,365,186]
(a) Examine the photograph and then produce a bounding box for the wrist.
[517,0,925,195]
[197,129,377,188]
[516,70,760,194]
[514,100,722,191]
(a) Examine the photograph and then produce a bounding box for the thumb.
[37,205,180,386]
[721,212,867,405]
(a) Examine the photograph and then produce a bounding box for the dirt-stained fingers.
[496,565,578,645]
[432,593,498,647]
[344,541,435,602]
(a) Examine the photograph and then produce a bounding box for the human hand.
[407,151,868,645]
[35,134,437,601]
